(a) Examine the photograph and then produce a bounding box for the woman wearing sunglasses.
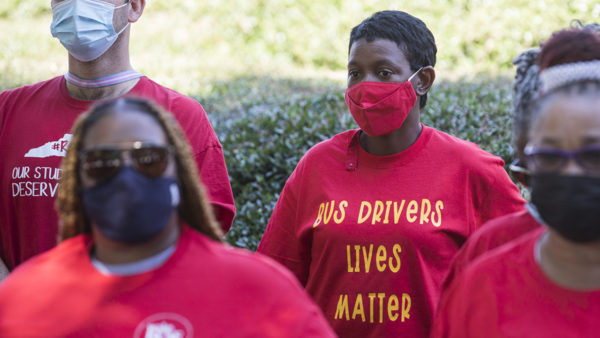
[0,97,335,337]
[433,27,600,337]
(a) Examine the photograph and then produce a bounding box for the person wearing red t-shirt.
[0,0,235,275]
[440,22,600,294]
[256,10,524,338]
[433,26,600,338]
[0,98,335,337]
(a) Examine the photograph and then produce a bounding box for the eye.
[377,70,392,79]
[348,70,359,79]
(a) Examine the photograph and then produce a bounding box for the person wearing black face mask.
[433,26,600,338]
[440,20,600,296]
[0,97,335,337]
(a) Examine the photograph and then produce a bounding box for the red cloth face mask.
[345,70,420,136]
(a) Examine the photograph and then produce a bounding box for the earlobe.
[415,66,435,96]
[128,0,145,22]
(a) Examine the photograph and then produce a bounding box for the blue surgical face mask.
[50,0,130,62]
[82,167,180,243]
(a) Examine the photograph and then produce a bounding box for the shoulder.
[467,209,541,255]
[133,77,204,112]
[0,77,62,104]
[425,126,505,166]
[0,235,90,297]
[461,228,543,285]
[297,129,357,168]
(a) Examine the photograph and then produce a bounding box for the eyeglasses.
[524,145,600,174]
[79,142,172,181]
[509,159,530,186]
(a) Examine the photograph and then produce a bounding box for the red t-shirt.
[432,228,600,338]
[0,76,235,270]
[441,208,540,292]
[0,226,335,337]
[257,127,525,337]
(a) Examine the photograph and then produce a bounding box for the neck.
[66,30,137,101]
[361,109,422,156]
[93,216,180,265]
[538,230,600,290]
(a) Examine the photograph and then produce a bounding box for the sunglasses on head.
[79,142,172,182]
[524,145,600,174]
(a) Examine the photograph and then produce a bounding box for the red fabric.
[345,81,416,136]
[441,209,541,293]
[432,228,600,338]
[0,76,235,270]
[257,126,525,337]
[0,226,335,337]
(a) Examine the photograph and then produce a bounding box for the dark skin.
[80,108,180,264]
[347,38,435,156]
[529,93,600,290]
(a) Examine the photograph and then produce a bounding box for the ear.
[128,0,145,23]
[414,66,435,97]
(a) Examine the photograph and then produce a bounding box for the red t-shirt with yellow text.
[432,228,600,338]
[257,126,525,337]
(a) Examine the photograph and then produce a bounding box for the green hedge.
[202,76,515,250]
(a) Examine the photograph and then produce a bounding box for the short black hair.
[349,11,437,108]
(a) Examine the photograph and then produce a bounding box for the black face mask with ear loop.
[530,173,600,243]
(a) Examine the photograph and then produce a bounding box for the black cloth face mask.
[530,173,600,243]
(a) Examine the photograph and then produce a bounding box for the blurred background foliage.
[1,0,598,248]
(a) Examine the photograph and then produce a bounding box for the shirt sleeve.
[472,160,525,231]
[257,162,312,286]
[169,96,236,233]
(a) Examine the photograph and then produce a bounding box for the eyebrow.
[347,59,400,68]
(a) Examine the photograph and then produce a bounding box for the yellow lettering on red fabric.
[312,203,325,227]
[383,200,392,224]
[346,245,353,272]
[358,201,372,224]
[372,201,384,225]
[401,293,411,322]
[335,294,350,320]
[389,244,402,273]
[333,292,412,324]
[334,200,348,224]
[393,200,406,224]
[432,200,444,227]
[354,245,361,272]
[376,245,387,272]
[352,294,366,322]
[388,294,399,321]
[323,201,335,224]
[419,199,431,224]
[362,244,373,273]
[377,293,386,323]
[368,293,376,323]
[406,200,418,223]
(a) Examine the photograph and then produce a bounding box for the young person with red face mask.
[0,0,235,276]
[432,26,600,338]
[257,10,524,338]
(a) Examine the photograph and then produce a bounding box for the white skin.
[347,38,435,156]
[528,91,600,290]
[80,107,179,264]
[50,0,146,101]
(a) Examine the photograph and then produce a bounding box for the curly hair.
[56,97,224,242]
[512,21,600,160]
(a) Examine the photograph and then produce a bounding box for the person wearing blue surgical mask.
[0,0,236,279]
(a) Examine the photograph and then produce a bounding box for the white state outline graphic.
[24,134,72,158]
